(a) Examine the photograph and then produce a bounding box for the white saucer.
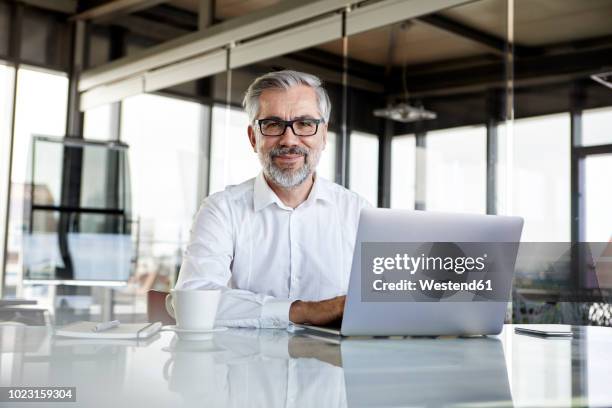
[161,325,227,341]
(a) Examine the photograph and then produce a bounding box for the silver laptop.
[298,208,523,337]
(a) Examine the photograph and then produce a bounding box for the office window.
[582,106,612,147]
[0,63,14,293]
[426,126,486,214]
[3,66,68,296]
[499,114,570,241]
[13,67,68,182]
[584,154,612,243]
[121,94,201,292]
[209,105,260,194]
[0,62,13,162]
[83,104,114,140]
[391,134,416,209]
[317,131,336,182]
[349,131,379,206]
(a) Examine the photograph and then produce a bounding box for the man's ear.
[248,125,257,152]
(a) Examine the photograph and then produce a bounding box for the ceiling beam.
[417,14,541,57]
[135,4,198,31]
[71,0,170,23]
[111,15,190,42]
[17,0,77,14]
[78,0,472,95]
[387,46,612,98]
[78,0,359,92]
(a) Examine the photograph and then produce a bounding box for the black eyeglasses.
[255,118,324,137]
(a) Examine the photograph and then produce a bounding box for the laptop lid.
[341,209,523,336]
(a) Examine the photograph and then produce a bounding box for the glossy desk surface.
[1,324,611,407]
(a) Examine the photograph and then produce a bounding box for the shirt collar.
[254,172,284,211]
[305,172,333,206]
[253,172,333,212]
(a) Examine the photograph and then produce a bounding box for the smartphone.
[514,326,574,338]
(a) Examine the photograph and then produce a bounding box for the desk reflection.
[165,329,347,407]
[6,325,611,408]
[163,329,512,408]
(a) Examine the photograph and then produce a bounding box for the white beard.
[258,144,322,189]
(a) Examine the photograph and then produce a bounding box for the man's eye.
[296,120,315,127]
[263,121,283,130]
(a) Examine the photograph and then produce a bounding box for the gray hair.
[242,70,331,124]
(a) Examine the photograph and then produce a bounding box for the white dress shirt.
[175,172,369,328]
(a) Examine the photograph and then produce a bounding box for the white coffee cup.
[165,289,221,330]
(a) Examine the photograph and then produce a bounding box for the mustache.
[269,146,309,158]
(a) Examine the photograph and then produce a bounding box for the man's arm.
[177,194,294,328]
[176,193,345,328]
[289,296,345,326]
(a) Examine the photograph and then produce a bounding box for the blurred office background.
[0,0,611,325]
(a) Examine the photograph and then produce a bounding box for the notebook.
[54,321,162,339]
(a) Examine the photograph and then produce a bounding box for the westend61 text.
[373,279,493,292]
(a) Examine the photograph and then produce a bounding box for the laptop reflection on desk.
[339,336,512,407]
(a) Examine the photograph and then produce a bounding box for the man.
[175,70,369,328]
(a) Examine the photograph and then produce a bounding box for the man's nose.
[278,125,300,146]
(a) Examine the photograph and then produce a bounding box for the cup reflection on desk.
[163,335,223,398]
[165,289,221,330]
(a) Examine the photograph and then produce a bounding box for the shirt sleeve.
[175,193,292,329]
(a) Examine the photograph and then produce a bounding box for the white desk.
[0,324,611,407]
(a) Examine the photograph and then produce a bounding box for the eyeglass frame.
[254,117,325,137]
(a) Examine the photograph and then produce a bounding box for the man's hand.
[289,296,346,325]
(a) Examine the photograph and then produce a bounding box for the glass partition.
[584,154,612,243]
[0,61,14,297]
[582,107,612,147]
[346,0,509,209]
[390,134,416,209]
[349,131,379,206]
[83,104,114,141]
[0,62,13,166]
[510,0,612,325]
[209,104,258,194]
[318,131,337,182]
[3,66,68,297]
[119,93,203,305]
[425,125,486,213]
[21,137,132,284]
[499,114,570,241]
